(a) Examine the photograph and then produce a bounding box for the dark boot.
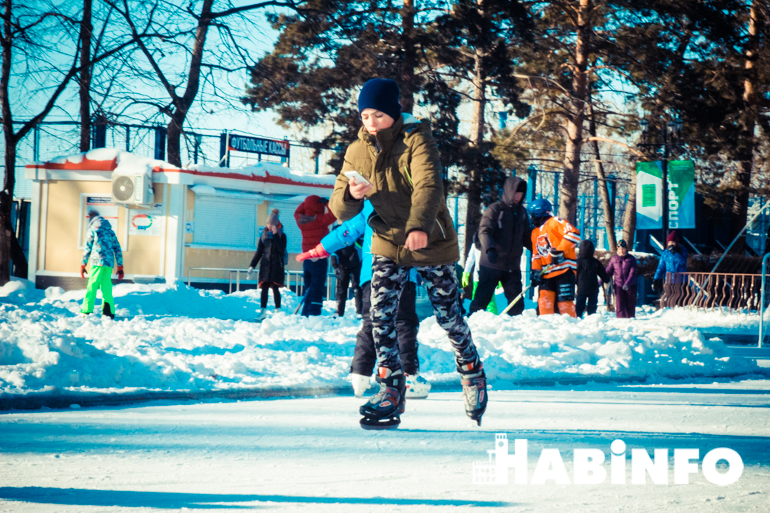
[359,367,406,429]
[102,302,115,319]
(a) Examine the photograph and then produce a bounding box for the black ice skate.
[359,367,406,430]
[460,361,487,426]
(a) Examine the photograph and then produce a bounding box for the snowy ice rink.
[2,278,769,511]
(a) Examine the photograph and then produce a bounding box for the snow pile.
[0,282,765,396]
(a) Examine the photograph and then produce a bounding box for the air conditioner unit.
[111,173,153,206]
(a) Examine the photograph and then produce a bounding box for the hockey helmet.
[528,198,552,218]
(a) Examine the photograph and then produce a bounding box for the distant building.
[24,148,335,291]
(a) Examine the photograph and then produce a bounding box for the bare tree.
[105,0,294,167]
[0,0,140,286]
[79,0,93,151]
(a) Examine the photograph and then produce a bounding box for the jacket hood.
[502,176,526,207]
[302,195,327,215]
[578,239,595,259]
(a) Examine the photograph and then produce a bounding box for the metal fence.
[186,267,347,301]
[662,271,764,312]
[760,253,770,348]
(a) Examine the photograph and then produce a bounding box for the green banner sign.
[635,160,696,230]
[666,160,695,229]
[636,161,663,229]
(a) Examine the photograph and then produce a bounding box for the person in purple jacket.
[605,239,638,318]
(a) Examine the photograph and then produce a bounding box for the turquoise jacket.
[321,201,416,285]
[82,216,124,268]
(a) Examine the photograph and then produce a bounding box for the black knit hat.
[358,78,401,121]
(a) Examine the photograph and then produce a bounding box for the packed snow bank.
[0,282,765,397]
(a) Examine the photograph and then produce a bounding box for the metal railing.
[662,272,763,312]
[186,267,342,300]
[759,253,769,348]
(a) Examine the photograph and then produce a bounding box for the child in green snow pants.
[80,265,115,314]
[471,281,499,314]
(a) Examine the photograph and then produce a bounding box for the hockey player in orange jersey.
[528,199,581,317]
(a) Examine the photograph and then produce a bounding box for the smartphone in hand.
[344,170,371,187]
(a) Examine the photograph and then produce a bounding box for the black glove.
[486,248,499,265]
[549,249,564,264]
[652,279,663,293]
[530,269,543,287]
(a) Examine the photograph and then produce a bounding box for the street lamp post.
[639,118,683,247]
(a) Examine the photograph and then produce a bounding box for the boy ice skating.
[528,199,581,317]
[80,210,124,319]
[329,77,486,428]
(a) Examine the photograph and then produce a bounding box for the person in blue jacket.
[653,230,688,293]
[297,200,430,399]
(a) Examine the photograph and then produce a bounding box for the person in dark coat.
[470,176,532,316]
[605,239,638,318]
[575,239,609,317]
[294,195,337,316]
[248,209,287,310]
[331,229,363,317]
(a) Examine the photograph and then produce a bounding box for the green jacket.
[329,113,459,266]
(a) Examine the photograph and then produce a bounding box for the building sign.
[666,160,695,229]
[129,204,164,236]
[635,161,662,230]
[85,196,119,233]
[228,134,290,158]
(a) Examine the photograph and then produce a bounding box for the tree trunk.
[164,0,213,166]
[79,0,92,152]
[463,0,487,259]
[10,226,27,278]
[622,163,637,248]
[400,0,415,114]
[559,0,590,225]
[166,114,184,167]
[0,0,15,285]
[587,87,616,252]
[730,0,761,253]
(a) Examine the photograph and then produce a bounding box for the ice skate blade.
[360,417,400,430]
[467,413,483,426]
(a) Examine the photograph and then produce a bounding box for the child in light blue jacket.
[297,201,430,398]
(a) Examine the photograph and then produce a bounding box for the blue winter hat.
[358,78,401,121]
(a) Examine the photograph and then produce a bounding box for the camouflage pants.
[370,255,480,374]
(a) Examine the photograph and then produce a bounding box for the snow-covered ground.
[2,279,768,401]
[2,278,769,511]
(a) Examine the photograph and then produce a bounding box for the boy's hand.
[405,230,428,251]
[348,177,372,200]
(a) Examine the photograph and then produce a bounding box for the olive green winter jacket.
[329,113,459,266]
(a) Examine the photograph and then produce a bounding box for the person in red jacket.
[294,195,337,316]
[528,199,581,317]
